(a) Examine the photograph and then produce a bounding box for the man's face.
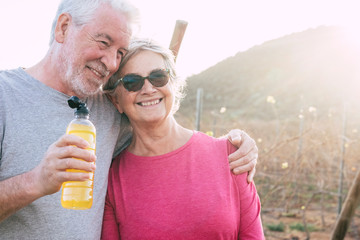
[60,4,131,98]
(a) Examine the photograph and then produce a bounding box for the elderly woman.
[101,38,264,239]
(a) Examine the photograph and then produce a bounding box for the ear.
[54,13,72,43]
[107,93,124,114]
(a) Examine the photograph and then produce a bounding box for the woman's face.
[112,50,175,127]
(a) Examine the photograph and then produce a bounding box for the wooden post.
[169,20,188,62]
[337,103,348,214]
[331,169,360,240]
[195,88,203,131]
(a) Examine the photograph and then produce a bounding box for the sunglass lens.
[149,70,169,87]
[123,75,144,91]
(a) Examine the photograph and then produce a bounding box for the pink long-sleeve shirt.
[102,131,264,240]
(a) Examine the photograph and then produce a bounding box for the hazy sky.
[1,0,359,77]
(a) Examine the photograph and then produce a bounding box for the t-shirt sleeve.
[101,168,120,240]
[227,141,265,239]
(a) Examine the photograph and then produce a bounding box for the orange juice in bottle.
[61,96,96,210]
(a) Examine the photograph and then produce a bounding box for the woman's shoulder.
[194,131,227,144]
[110,151,127,169]
[194,131,236,153]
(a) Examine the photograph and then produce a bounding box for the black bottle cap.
[68,96,89,115]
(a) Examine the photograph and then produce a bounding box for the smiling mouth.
[138,98,162,106]
[87,66,108,78]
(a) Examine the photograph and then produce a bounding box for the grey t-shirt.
[0,68,131,239]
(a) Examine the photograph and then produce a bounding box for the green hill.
[176,26,360,130]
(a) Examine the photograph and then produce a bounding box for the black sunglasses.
[113,69,170,92]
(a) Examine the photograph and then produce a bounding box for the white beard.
[62,57,104,98]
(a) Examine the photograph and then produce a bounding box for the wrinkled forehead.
[90,5,132,31]
[121,50,166,75]
[79,6,132,46]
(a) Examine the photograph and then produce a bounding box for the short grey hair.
[104,38,187,114]
[49,0,140,45]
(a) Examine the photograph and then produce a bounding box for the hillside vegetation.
[177,25,360,127]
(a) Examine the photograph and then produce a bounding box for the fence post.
[195,88,203,131]
[293,108,304,202]
[337,103,348,214]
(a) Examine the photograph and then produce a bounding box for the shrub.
[290,222,317,232]
[266,222,285,232]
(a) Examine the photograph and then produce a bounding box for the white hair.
[49,0,140,45]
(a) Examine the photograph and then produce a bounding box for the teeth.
[90,68,102,77]
[90,67,109,78]
[141,99,160,106]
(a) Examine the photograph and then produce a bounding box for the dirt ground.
[262,209,360,239]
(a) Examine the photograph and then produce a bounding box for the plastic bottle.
[61,96,96,210]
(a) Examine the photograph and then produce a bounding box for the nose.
[102,49,120,74]
[140,79,157,93]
